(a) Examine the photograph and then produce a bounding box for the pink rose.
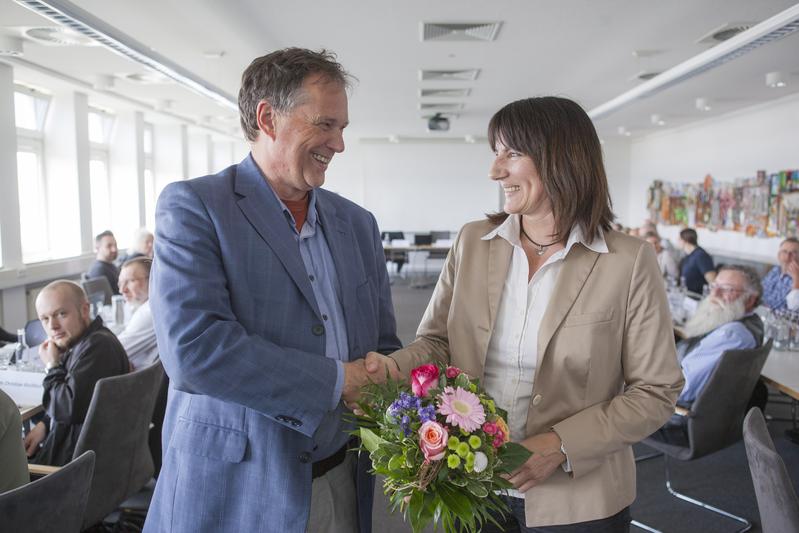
[493,429,506,448]
[410,364,440,397]
[482,421,498,435]
[445,366,462,379]
[419,420,448,461]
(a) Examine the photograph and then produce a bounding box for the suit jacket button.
[276,415,287,422]
[312,325,325,336]
[299,452,311,464]
[532,394,543,406]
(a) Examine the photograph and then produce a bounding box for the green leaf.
[497,442,533,473]
[466,480,489,498]
[454,373,471,390]
[360,427,385,453]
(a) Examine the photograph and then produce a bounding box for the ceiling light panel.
[420,69,480,81]
[697,21,755,44]
[420,88,471,98]
[421,22,502,42]
[419,102,464,110]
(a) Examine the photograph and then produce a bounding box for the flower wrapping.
[353,362,533,533]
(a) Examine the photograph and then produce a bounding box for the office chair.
[28,361,165,529]
[743,407,799,533]
[638,340,772,532]
[0,451,96,533]
[430,230,451,242]
[381,231,408,275]
[81,276,113,306]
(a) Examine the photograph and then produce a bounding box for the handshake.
[342,351,403,406]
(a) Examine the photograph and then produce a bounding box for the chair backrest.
[24,318,47,347]
[431,231,451,241]
[74,361,164,528]
[685,339,772,459]
[0,451,95,533]
[382,231,404,241]
[414,233,433,246]
[743,407,799,533]
[81,276,113,306]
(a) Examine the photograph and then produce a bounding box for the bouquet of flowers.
[354,362,532,533]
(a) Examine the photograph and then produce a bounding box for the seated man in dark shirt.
[24,280,129,466]
[678,227,716,294]
[86,230,120,294]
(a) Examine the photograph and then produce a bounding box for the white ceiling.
[1,0,798,141]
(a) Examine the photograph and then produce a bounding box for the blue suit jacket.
[144,155,401,532]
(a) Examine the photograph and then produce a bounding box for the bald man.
[24,280,129,466]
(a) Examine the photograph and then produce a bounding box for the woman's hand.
[505,431,566,492]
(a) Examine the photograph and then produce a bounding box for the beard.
[683,296,747,338]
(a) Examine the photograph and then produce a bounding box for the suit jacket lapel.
[536,244,600,370]
[233,157,321,318]
[315,196,361,355]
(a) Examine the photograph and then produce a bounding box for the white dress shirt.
[787,289,799,311]
[117,299,159,370]
[481,215,608,497]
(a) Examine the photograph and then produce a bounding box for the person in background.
[86,230,120,294]
[118,228,155,264]
[117,257,158,370]
[384,96,683,532]
[678,227,716,294]
[644,230,679,280]
[23,281,128,466]
[762,237,799,310]
[0,325,16,345]
[144,48,401,533]
[672,264,763,407]
[0,389,28,492]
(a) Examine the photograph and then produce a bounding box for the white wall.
[326,142,497,233]
[626,92,799,263]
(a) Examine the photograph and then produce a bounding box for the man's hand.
[505,431,566,492]
[24,421,47,457]
[38,339,62,367]
[788,259,799,289]
[341,353,402,409]
[364,351,402,382]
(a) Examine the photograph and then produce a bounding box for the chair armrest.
[674,405,691,417]
[28,463,61,477]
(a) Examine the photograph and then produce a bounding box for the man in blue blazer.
[144,48,402,533]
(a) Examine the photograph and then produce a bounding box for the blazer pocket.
[563,308,615,328]
[171,418,248,463]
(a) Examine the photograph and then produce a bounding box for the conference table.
[761,349,799,401]
[383,243,451,288]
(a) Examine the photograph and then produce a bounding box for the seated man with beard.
[676,264,763,407]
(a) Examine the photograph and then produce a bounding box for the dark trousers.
[480,497,630,533]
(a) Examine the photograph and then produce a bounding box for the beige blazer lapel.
[536,244,600,371]
[482,236,513,370]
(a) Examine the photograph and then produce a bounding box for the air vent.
[24,26,96,46]
[420,69,480,81]
[422,22,501,42]
[419,103,464,111]
[420,88,471,97]
[697,22,755,44]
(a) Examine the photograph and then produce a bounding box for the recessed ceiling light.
[766,71,786,88]
[420,88,471,98]
[0,35,24,56]
[420,69,480,81]
[203,50,226,59]
[695,97,712,111]
[124,71,173,84]
[421,22,502,42]
[419,102,464,111]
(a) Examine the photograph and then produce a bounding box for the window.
[89,157,112,238]
[88,107,114,144]
[15,85,52,263]
[143,123,156,229]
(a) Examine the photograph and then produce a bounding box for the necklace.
[520,224,559,256]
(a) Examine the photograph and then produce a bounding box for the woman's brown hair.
[486,96,614,242]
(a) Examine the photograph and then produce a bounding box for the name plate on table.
[0,369,45,406]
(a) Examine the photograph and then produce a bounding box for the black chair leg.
[663,455,752,532]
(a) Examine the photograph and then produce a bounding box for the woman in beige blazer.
[387,97,684,532]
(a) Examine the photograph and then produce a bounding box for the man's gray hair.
[719,264,762,301]
[238,48,354,143]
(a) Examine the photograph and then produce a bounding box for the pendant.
[536,247,546,256]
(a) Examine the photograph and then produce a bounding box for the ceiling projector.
[427,113,450,132]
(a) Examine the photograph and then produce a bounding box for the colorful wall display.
[647,170,799,238]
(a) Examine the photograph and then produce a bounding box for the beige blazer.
[391,220,684,527]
